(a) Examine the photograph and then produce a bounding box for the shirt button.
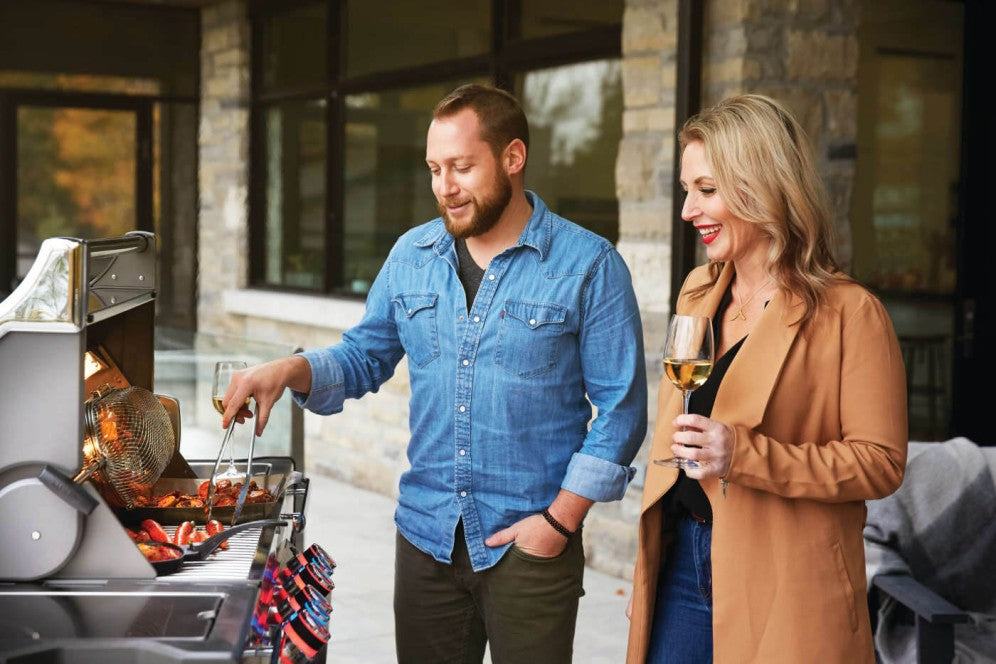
[460,491,467,497]
[488,274,495,281]
[459,405,466,413]
[407,308,413,314]
[459,449,466,456]
[462,359,469,366]
[529,319,536,325]
[473,316,480,323]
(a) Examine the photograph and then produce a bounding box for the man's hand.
[221,355,312,436]
[484,513,568,558]
[484,489,593,558]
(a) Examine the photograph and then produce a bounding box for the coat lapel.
[641,263,802,512]
[641,265,734,511]
[711,271,802,430]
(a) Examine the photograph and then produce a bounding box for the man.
[222,84,647,663]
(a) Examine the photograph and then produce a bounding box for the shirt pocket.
[393,292,440,368]
[495,299,567,378]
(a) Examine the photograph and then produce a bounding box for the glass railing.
[153,327,304,468]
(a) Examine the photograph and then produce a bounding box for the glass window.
[250,0,623,297]
[0,71,161,95]
[17,106,137,277]
[341,81,485,295]
[851,52,961,295]
[519,0,623,40]
[346,0,490,77]
[851,0,964,441]
[154,102,199,332]
[515,59,622,243]
[261,98,327,290]
[261,2,327,94]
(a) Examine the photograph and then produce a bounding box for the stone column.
[198,0,251,338]
[617,0,679,349]
[584,0,679,580]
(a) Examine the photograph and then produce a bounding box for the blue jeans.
[646,516,713,664]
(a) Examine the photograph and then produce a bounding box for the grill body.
[0,234,314,661]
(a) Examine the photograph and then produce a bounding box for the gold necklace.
[729,278,772,321]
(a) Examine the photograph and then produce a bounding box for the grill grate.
[155,525,264,582]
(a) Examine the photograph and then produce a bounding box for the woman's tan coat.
[626,263,908,664]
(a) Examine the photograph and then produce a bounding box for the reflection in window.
[346,0,489,77]
[852,53,960,294]
[0,71,160,95]
[342,82,481,295]
[17,106,136,278]
[517,59,622,244]
[262,99,327,290]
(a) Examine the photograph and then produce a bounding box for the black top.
[668,284,745,522]
[454,238,485,310]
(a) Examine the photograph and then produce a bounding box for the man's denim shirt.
[295,192,647,571]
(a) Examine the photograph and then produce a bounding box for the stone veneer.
[702,0,860,268]
[196,0,860,581]
[198,0,251,339]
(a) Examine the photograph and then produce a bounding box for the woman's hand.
[672,413,734,480]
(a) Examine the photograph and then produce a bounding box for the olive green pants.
[393,521,585,664]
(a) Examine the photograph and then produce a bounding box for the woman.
[626,95,908,663]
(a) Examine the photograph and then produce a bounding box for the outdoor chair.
[864,438,996,663]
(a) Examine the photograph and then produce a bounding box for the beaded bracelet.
[541,508,574,539]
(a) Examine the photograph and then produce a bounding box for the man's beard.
[439,170,513,240]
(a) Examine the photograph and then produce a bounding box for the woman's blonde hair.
[679,94,840,325]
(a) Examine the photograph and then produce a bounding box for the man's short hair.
[434,84,530,158]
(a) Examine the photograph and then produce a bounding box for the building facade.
[2,0,992,578]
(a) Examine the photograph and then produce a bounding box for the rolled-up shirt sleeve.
[561,452,639,502]
[562,248,648,502]
[292,348,346,415]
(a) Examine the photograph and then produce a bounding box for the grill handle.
[284,473,309,533]
[39,465,98,515]
[86,232,150,258]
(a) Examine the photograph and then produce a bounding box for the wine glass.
[212,360,247,481]
[654,315,714,470]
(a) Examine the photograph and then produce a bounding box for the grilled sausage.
[205,519,227,549]
[140,519,169,544]
[173,520,196,546]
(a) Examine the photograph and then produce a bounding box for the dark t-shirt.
[455,238,485,310]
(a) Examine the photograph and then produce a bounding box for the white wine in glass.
[654,315,714,470]
[212,360,247,481]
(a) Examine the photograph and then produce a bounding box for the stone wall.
[198,0,251,338]
[703,0,860,267]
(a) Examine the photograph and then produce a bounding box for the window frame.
[248,0,622,297]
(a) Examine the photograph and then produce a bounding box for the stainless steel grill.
[157,525,265,582]
[0,233,316,662]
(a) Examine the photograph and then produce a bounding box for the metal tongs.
[205,402,259,526]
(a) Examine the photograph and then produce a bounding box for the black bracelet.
[541,508,574,538]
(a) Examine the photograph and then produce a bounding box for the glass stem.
[681,390,691,432]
